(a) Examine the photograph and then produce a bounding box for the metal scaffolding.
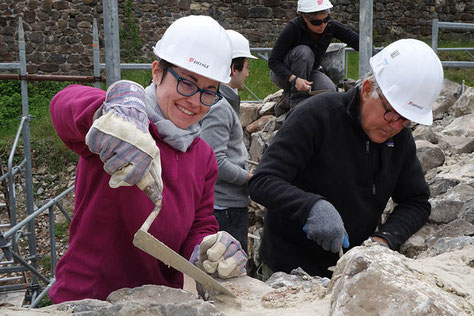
[0,18,74,308]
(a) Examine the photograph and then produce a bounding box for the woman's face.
[303,12,330,34]
[152,61,219,129]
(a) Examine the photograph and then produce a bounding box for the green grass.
[240,58,280,101]
[55,221,70,241]
[119,69,152,88]
[37,295,53,308]
[39,255,52,273]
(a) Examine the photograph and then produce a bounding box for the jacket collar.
[219,83,240,113]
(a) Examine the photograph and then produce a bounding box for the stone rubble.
[3,79,473,315]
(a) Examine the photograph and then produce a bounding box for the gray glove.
[303,199,349,253]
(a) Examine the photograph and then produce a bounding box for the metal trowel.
[133,171,236,298]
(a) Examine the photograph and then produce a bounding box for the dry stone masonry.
[0,0,472,75]
[2,76,473,316]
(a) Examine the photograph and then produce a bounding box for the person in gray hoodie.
[200,30,257,253]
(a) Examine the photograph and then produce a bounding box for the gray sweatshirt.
[200,84,250,208]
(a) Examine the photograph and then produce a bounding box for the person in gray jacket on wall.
[200,30,257,254]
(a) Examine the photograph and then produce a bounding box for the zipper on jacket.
[366,140,377,196]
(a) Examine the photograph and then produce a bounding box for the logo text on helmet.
[408,101,423,109]
[188,57,209,69]
[390,50,400,59]
[317,0,323,5]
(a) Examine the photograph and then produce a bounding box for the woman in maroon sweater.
[49,15,247,303]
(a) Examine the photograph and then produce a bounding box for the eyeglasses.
[167,67,222,106]
[306,14,331,26]
[376,89,410,127]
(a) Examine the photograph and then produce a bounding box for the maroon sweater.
[49,84,218,303]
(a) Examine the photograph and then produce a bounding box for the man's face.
[360,80,410,143]
[152,61,218,129]
[229,59,250,91]
[303,12,330,34]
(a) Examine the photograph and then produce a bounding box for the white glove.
[192,231,247,279]
[85,80,162,192]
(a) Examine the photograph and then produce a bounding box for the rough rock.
[245,115,275,134]
[449,86,474,117]
[424,218,474,248]
[429,183,474,223]
[432,78,460,120]
[400,223,439,258]
[412,125,440,143]
[441,114,474,137]
[39,286,223,316]
[415,139,445,173]
[428,176,460,196]
[259,101,276,116]
[239,103,260,128]
[248,119,276,162]
[4,78,474,316]
[461,198,474,224]
[329,244,474,315]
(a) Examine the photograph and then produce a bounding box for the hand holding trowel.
[132,169,236,298]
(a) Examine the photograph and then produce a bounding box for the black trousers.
[213,207,249,254]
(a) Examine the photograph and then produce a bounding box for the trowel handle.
[137,171,162,205]
[140,199,162,232]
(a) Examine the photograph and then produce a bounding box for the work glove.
[85,80,162,192]
[190,231,247,279]
[303,199,350,253]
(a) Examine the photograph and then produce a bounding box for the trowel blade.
[133,229,236,298]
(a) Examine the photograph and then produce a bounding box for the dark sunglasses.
[306,14,331,26]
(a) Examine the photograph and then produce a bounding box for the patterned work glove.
[303,199,350,253]
[85,80,162,192]
[190,231,247,279]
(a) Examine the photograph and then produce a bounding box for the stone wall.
[0,0,472,75]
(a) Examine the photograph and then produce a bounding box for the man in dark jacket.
[249,39,444,279]
[269,0,359,107]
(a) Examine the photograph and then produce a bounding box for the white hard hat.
[370,39,444,125]
[153,15,232,83]
[297,0,333,13]
[226,30,257,60]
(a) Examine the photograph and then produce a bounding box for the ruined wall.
[0,0,472,75]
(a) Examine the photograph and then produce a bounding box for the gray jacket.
[200,84,250,208]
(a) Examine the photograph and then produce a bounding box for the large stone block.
[330,245,473,315]
[450,87,474,117]
[239,103,259,128]
[415,140,445,173]
[430,183,474,223]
